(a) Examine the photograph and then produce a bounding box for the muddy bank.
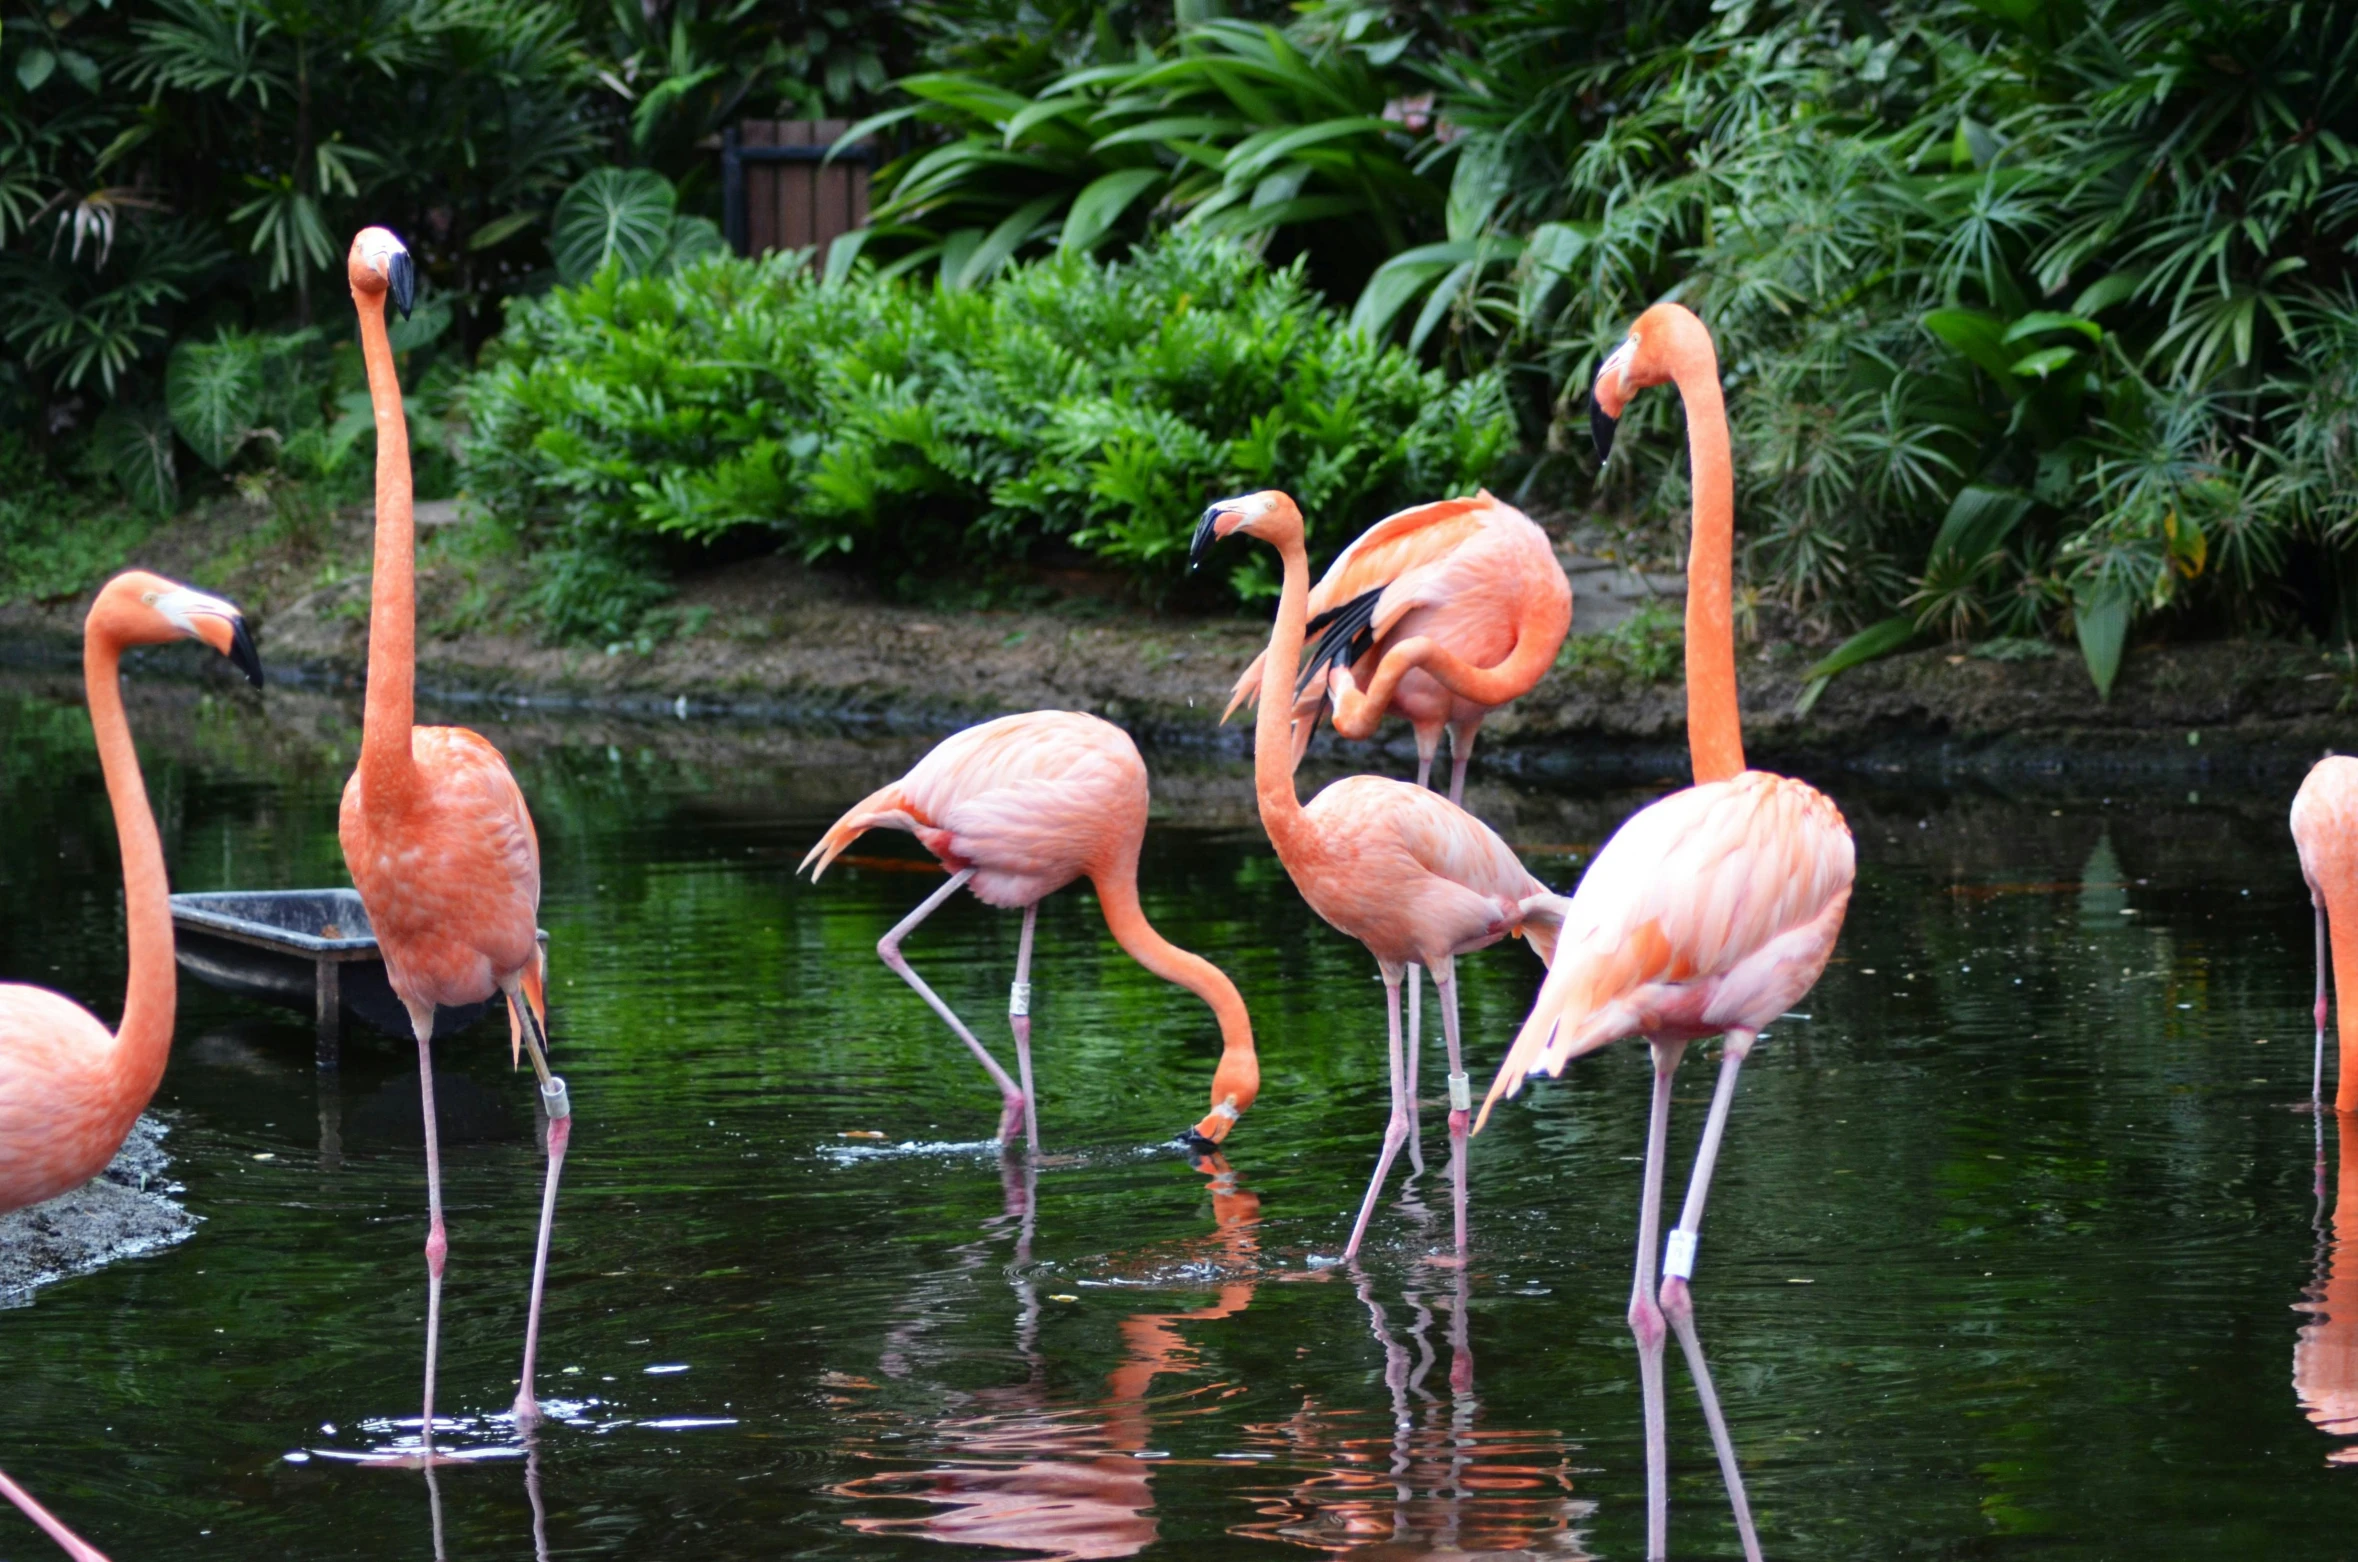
[5,517,2354,781]
[0,1116,196,1303]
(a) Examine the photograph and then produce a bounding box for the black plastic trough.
[170,889,546,1066]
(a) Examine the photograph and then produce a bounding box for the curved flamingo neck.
[1091,864,1257,1104]
[1667,330,1744,784]
[1253,531,1316,856]
[355,282,416,800]
[84,630,174,1104]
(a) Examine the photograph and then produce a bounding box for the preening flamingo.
[1190,492,1557,1259]
[339,226,567,1457]
[2292,756,2358,1113]
[0,570,258,1562]
[800,710,1259,1153]
[1221,490,1571,808]
[1475,303,1854,1561]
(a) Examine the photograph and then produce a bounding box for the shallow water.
[3,669,2356,1559]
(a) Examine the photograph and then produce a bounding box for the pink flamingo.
[1476,303,1855,1561]
[1190,492,1557,1258]
[2292,756,2358,1113]
[800,711,1259,1153]
[0,569,258,1562]
[339,226,566,1458]
[1222,490,1571,808]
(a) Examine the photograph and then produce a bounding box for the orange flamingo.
[1475,303,1854,1561]
[339,226,566,1458]
[1190,492,1557,1259]
[0,570,258,1562]
[2292,756,2358,1112]
[800,711,1259,1153]
[1221,490,1571,808]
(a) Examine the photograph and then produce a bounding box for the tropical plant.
[833,14,1438,293]
[464,231,1511,635]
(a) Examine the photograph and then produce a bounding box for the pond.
[1,666,2352,1559]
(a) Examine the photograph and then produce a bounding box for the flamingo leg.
[1010,902,1041,1157]
[876,868,1027,1138]
[1446,715,1480,808]
[509,987,569,1430]
[1343,965,1411,1260]
[1405,965,1425,1175]
[1632,1037,1686,1561]
[412,1005,450,1464]
[0,1468,111,1562]
[1413,723,1440,791]
[2318,900,2331,1111]
[1657,1032,1763,1562]
[1433,957,1470,1256]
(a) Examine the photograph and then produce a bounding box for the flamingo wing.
[1227,493,1499,717]
[1478,772,1853,1126]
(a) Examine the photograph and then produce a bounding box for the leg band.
[1447,1071,1472,1113]
[1009,980,1031,1017]
[1664,1227,1698,1280]
[542,1076,572,1121]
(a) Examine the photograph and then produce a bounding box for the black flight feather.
[1295,584,1385,701]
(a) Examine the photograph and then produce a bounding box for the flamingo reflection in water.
[1232,1259,1594,1559]
[834,1153,1260,1559]
[2296,1118,2358,1461]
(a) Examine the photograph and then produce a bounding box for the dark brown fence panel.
[722,119,875,267]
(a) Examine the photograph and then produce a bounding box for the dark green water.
[4,667,2357,1560]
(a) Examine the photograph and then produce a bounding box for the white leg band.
[1447,1071,1472,1113]
[542,1075,572,1121]
[1664,1228,1697,1280]
[1009,981,1031,1017]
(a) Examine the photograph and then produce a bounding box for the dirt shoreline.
[6,516,2354,782]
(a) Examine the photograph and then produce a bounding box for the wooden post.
[721,120,875,268]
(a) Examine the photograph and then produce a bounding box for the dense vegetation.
[466,234,1509,635]
[7,0,2355,693]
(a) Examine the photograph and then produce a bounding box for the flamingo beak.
[387,250,416,320]
[1590,401,1619,467]
[1188,505,1229,574]
[227,617,263,688]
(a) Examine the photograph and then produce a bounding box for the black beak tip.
[387,250,416,320]
[1187,507,1225,575]
[229,619,264,689]
[1180,1127,1223,1159]
[1589,402,1618,468]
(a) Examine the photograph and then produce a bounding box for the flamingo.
[1221,489,1571,808]
[1474,302,1855,1561]
[2292,756,2358,1113]
[1189,492,1557,1259]
[339,226,567,1458]
[799,710,1259,1154]
[0,569,259,1562]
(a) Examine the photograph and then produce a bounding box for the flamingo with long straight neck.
[340,226,569,1460]
[801,709,1258,1153]
[1477,303,1855,1561]
[0,569,260,1562]
[1192,492,1556,1259]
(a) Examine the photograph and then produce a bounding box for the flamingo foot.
[996,1094,1028,1147]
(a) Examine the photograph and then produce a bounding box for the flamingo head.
[1588,301,1712,466]
[89,570,263,687]
[1188,490,1303,572]
[348,226,416,319]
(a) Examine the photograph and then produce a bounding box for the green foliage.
[464,231,1511,634]
[0,430,154,598]
[551,168,725,286]
[836,14,1435,292]
[1556,599,1683,685]
[1349,0,2358,693]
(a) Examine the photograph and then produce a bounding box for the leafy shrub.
[464,231,1512,630]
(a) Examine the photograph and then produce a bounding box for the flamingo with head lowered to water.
[801,710,1259,1155]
